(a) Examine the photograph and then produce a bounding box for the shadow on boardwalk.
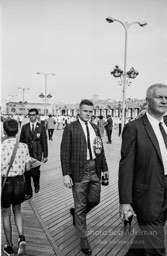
[1,129,167,255]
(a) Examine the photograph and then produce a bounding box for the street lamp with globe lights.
[36,72,55,116]
[111,65,139,86]
[17,87,30,114]
[106,17,147,133]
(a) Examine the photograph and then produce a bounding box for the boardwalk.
[1,128,167,256]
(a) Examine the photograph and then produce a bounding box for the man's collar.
[146,112,164,124]
[30,121,38,125]
[79,118,90,125]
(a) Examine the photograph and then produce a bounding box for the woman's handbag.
[1,135,20,194]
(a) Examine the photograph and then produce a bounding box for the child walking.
[1,118,31,256]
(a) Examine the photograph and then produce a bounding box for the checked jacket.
[60,120,108,182]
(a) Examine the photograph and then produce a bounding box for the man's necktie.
[159,122,167,148]
[85,122,93,160]
[32,124,35,134]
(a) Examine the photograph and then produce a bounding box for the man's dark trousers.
[125,175,167,256]
[106,129,112,142]
[25,166,40,196]
[72,160,101,237]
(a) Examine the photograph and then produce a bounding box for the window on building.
[11,108,15,112]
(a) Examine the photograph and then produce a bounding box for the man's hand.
[119,204,136,221]
[43,157,48,163]
[63,175,73,188]
[103,171,110,179]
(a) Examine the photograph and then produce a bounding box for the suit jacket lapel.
[33,122,40,135]
[142,114,163,162]
[27,123,33,140]
[76,120,86,142]
[90,122,99,136]
[76,120,99,141]
[29,122,39,138]
[28,123,32,134]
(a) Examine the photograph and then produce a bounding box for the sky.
[1,0,167,107]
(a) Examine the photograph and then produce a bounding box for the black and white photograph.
[1,0,167,255]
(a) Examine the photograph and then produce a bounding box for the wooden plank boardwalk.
[1,128,167,255]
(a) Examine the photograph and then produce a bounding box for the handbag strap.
[1,133,20,192]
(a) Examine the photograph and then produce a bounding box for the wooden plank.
[1,200,57,256]
[2,129,166,256]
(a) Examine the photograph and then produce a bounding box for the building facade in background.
[4,97,146,119]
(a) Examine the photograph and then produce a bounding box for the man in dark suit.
[105,115,113,143]
[20,108,48,199]
[61,99,109,255]
[163,113,167,124]
[119,84,167,256]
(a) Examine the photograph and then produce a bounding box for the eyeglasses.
[28,114,36,117]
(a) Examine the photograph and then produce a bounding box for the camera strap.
[1,132,20,194]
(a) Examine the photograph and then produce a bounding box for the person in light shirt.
[119,84,167,256]
[1,119,31,256]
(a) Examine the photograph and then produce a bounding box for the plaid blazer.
[60,120,108,182]
[20,122,48,161]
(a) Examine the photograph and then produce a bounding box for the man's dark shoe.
[70,208,75,226]
[80,238,92,255]
[34,186,40,193]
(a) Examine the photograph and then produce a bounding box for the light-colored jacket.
[46,117,56,129]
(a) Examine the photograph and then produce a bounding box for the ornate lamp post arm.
[36,72,55,116]
[106,17,147,133]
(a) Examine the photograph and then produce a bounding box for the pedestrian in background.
[97,115,105,137]
[20,108,48,200]
[118,118,122,136]
[105,115,113,143]
[46,114,56,140]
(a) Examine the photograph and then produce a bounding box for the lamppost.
[36,72,55,116]
[106,17,147,133]
[111,65,139,118]
[17,87,30,103]
[17,87,30,114]
[8,94,17,102]
[111,65,139,86]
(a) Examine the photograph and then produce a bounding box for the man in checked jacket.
[60,99,109,256]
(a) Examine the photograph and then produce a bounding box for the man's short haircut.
[146,83,167,98]
[28,108,38,115]
[79,99,94,108]
[3,118,18,136]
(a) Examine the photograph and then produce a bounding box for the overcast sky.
[1,0,167,106]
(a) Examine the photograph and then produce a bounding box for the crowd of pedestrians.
[1,83,167,256]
